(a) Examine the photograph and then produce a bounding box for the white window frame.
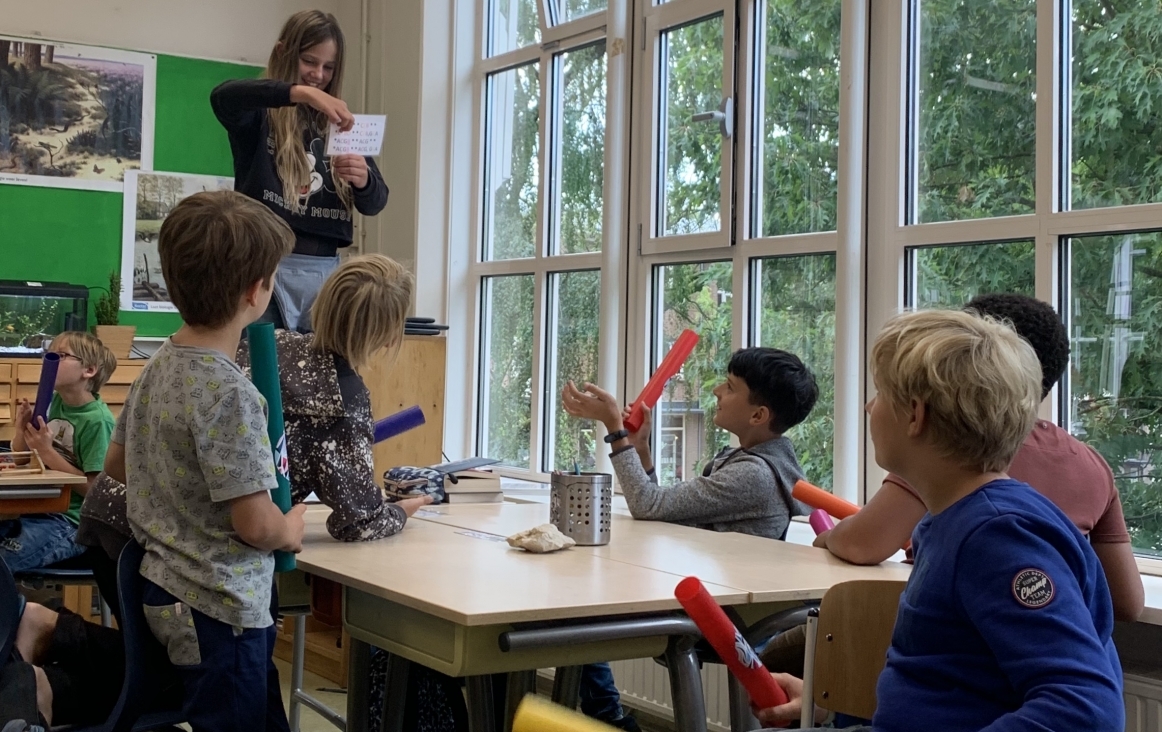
[448,0,632,481]
[626,0,868,502]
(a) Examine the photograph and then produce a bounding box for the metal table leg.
[503,670,538,732]
[551,665,584,710]
[346,637,373,732]
[727,675,760,731]
[664,636,708,732]
[466,675,497,732]
[378,652,410,732]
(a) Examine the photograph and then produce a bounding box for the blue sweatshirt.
[873,479,1123,732]
[210,79,388,256]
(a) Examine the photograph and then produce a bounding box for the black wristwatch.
[603,429,629,444]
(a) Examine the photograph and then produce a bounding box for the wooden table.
[0,469,85,515]
[296,508,745,732]
[412,502,911,609]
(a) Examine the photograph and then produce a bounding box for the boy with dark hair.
[4,332,118,572]
[105,190,307,732]
[561,346,818,731]
[564,346,818,539]
[759,308,1124,731]
[817,292,1144,621]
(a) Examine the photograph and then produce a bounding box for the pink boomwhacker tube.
[809,509,835,535]
[625,330,699,433]
[674,577,789,722]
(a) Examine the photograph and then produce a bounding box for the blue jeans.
[0,514,85,573]
[262,253,340,333]
[142,580,288,732]
[580,663,626,722]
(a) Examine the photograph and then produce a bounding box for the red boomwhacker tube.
[792,479,859,520]
[625,330,699,433]
[674,577,789,718]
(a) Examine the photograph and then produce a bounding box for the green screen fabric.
[0,54,262,336]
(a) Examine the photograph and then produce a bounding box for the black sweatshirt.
[210,79,388,256]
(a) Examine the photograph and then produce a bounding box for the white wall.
[2,0,348,64]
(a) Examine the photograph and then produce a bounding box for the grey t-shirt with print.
[117,339,278,629]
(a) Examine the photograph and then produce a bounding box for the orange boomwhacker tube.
[792,480,859,520]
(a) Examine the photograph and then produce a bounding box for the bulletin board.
[0,53,261,336]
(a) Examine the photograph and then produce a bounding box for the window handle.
[691,97,733,139]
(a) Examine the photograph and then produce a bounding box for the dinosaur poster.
[0,36,155,192]
[120,170,233,313]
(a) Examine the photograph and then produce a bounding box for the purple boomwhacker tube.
[32,352,61,427]
[373,405,426,444]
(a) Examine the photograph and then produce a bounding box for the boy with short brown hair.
[106,190,306,732]
[3,332,118,572]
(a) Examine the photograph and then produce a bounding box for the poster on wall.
[0,35,156,192]
[120,170,233,313]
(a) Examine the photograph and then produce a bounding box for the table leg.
[466,675,497,732]
[727,675,760,732]
[346,638,373,732]
[664,637,708,732]
[503,670,538,732]
[551,665,583,710]
[379,653,411,732]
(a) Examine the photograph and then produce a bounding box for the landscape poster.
[0,36,156,191]
[120,170,234,313]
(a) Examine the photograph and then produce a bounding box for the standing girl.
[211,10,387,332]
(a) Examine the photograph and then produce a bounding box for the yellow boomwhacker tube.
[512,695,620,732]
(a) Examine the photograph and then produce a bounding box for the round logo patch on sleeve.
[1012,568,1055,608]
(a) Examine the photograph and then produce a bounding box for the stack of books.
[443,468,503,504]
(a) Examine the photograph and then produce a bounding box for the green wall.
[0,54,262,336]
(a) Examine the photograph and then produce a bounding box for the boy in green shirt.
[4,332,117,572]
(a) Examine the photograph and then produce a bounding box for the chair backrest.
[811,579,907,721]
[103,541,181,732]
[0,558,19,664]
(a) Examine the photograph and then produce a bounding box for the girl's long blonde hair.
[312,255,414,370]
[264,10,354,214]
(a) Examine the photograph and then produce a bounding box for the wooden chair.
[800,579,907,726]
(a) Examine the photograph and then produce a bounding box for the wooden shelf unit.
[0,357,146,442]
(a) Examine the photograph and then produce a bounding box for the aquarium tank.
[0,281,88,356]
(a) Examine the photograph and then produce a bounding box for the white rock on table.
[506,523,576,553]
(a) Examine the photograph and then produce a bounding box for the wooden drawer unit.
[0,357,145,442]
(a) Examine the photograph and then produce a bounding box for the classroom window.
[552,43,606,255]
[907,240,1036,309]
[751,0,842,237]
[562,0,607,22]
[479,274,536,469]
[489,0,541,56]
[545,270,602,472]
[660,15,726,237]
[1068,0,1162,210]
[1066,231,1162,557]
[909,0,1037,224]
[752,254,837,488]
[483,63,541,262]
[654,262,734,475]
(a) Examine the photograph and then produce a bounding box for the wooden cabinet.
[0,358,145,442]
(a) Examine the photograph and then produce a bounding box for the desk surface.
[296,508,747,627]
[412,502,912,603]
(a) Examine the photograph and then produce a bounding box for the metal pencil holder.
[549,473,612,546]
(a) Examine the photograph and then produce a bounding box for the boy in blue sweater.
[758,309,1124,732]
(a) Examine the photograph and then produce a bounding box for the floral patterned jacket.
[78,331,406,546]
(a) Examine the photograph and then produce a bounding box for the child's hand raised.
[561,381,622,432]
[621,405,652,453]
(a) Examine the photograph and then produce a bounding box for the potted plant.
[93,271,135,359]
